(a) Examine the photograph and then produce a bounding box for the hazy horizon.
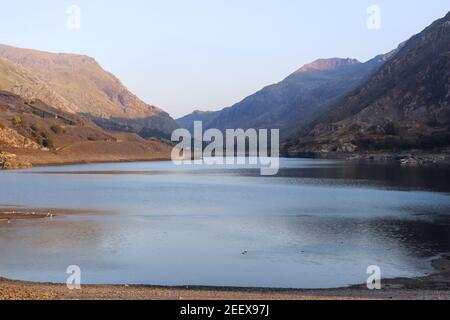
[0,0,449,118]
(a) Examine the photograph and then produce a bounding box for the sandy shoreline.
[0,139,175,170]
[0,207,106,224]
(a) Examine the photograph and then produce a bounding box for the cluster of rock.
[395,154,450,167]
[0,127,41,149]
[296,141,358,153]
[347,153,450,167]
[0,151,32,169]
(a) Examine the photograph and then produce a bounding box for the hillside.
[0,57,81,114]
[286,11,450,154]
[0,44,178,138]
[0,90,173,168]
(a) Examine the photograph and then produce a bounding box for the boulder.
[0,151,32,169]
[337,143,357,153]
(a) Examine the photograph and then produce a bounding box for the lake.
[1,158,450,289]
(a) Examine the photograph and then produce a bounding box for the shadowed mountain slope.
[286,11,450,153]
[178,56,388,139]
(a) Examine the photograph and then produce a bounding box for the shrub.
[50,125,64,134]
[40,130,50,139]
[34,130,56,149]
[11,116,22,126]
[42,138,55,149]
[384,122,399,136]
[30,124,40,132]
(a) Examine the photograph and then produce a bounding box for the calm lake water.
[1,158,450,289]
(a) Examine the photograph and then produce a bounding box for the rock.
[400,158,419,166]
[0,151,32,169]
[0,127,40,149]
[337,143,357,153]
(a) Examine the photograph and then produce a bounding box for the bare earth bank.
[1,138,174,169]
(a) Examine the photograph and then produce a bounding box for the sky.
[0,1,448,118]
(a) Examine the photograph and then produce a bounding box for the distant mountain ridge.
[294,58,360,73]
[177,55,389,138]
[177,12,450,156]
[0,44,178,138]
[176,110,219,133]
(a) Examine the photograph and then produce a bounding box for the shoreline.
[0,139,175,170]
[32,151,450,168]
[285,151,450,167]
[1,255,449,300]
[0,208,56,223]
[2,146,450,171]
[1,209,449,300]
[28,156,172,169]
[0,207,109,224]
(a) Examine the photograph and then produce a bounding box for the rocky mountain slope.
[0,90,173,168]
[0,90,115,148]
[0,44,178,138]
[286,11,450,154]
[0,57,81,113]
[177,56,388,138]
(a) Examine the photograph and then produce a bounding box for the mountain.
[176,110,219,133]
[177,56,387,138]
[286,11,450,153]
[0,57,81,113]
[0,44,178,138]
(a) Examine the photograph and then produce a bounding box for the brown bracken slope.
[0,90,173,168]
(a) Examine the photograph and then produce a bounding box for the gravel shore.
[1,273,449,300]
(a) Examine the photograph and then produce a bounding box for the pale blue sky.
[0,1,448,118]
